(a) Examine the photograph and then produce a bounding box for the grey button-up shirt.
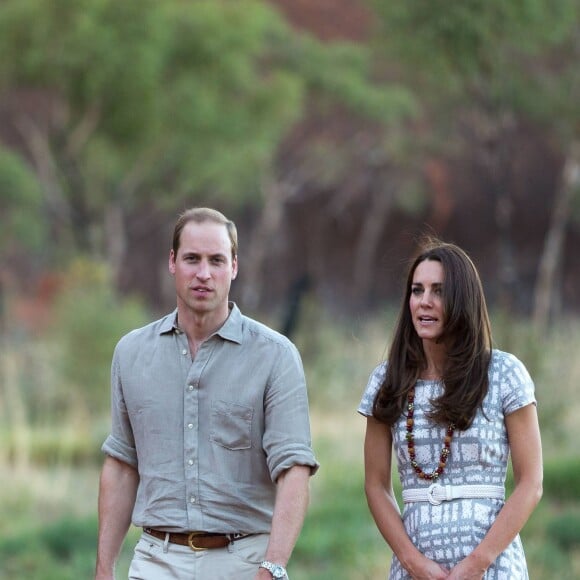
[102,303,318,533]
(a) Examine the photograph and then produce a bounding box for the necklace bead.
[406,387,455,481]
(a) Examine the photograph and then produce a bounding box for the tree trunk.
[16,115,75,250]
[533,149,580,334]
[353,185,395,306]
[104,202,128,290]
[240,177,288,311]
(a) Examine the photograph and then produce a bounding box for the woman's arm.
[449,404,543,579]
[95,455,139,580]
[364,417,449,579]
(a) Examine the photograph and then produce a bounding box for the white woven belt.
[402,483,505,506]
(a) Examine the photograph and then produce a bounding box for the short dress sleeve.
[493,350,537,415]
[357,362,387,417]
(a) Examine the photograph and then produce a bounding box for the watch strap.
[259,560,287,578]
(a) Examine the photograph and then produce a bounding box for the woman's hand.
[406,554,449,579]
[446,556,485,579]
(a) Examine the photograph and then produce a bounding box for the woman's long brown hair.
[372,239,492,430]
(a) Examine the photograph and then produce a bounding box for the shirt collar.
[160,310,179,335]
[159,303,242,344]
[214,302,243,344]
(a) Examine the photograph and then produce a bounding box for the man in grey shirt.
[96,207,318,580]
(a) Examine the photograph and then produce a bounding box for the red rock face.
[268,0,373,42]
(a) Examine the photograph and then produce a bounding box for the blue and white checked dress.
[358,350,536,579]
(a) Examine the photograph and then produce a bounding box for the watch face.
[272,566,285,578]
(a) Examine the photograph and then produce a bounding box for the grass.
[1,307,580,578]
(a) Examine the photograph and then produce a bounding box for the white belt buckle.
[427,483,443,505]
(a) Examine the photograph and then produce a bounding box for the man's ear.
[168,249,176,275]
[232,256,238,280]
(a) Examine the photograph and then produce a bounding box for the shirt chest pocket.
[210,400,254,450]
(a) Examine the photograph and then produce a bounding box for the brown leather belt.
[143,527,249,551]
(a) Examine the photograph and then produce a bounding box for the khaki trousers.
[128,530,270,580]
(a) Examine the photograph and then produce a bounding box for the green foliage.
[0,147,46,251]
[546,512,580,551]
[3,426,103,466]
[0,0,414,264]
[371,0,580,138]
[0,516,96,579]
[293,299,391,408]
[395,185,428,216]
[278,34,417,122]
[372,0,576,78]
[525,536,572,575]
[1,312,580,578]
[543,457,580,502]
[155,0,306,200]
[52,257,149,412]
[293,452,388,578]
[0,0,165,144]
[0,515,124,579]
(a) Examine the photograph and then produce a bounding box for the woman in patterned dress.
[359,240,542,579]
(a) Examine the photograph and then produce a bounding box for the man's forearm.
[260,465,311,572]
[95,456,139,579]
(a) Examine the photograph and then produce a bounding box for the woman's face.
[409,259,445,343]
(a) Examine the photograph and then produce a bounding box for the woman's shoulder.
[370,360,388,380]
[489,349,535,409]
[357,361,388,417]
[489,348,528,373]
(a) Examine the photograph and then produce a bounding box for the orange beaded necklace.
[406,386,455,481]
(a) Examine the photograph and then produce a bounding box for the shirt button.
[188,459,194,466]
[182,349,188,356]
[188,385,194,391]
[190,496,196,504]
[188,423,193,429]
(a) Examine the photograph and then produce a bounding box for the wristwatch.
[259,560,287,578]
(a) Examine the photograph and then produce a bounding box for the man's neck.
[176,305,230,354]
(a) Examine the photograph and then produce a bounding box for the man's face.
[169,221,238,318]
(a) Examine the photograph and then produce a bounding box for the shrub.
[543,457,580,502]
[0,516,97,579]
[51,258,150,413]
[546,512,580,550]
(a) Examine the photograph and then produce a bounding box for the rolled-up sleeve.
[262,342,319,482]
[101,344,138,467]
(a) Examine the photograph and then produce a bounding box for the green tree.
[0,147,46,254]
[372,0,580,325]
[51,258,149,413]
[0,146,48,336]
[0,0,414,289]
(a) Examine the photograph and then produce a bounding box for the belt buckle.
[427,483,443,506]
[187,531,207,551]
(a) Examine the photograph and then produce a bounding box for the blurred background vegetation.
[0,0,579,578]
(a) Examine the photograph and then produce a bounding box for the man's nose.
[196,261,211,279]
